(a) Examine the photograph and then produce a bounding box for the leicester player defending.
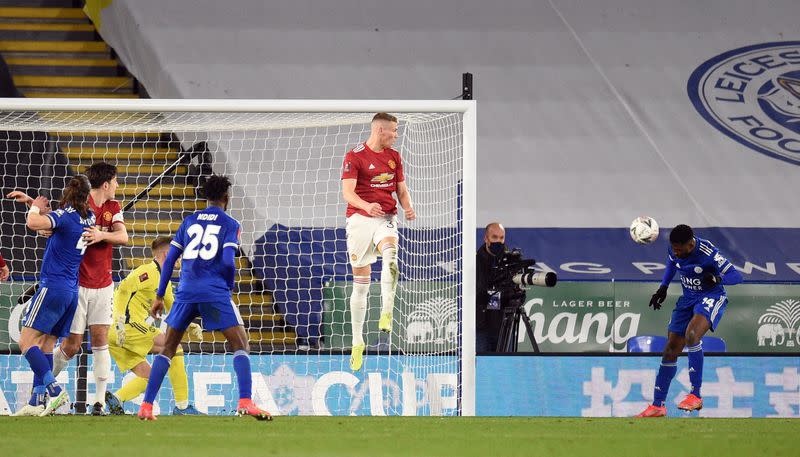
[341,113,415,371]
[137,175,271,420]
[7,162,128,415]
[636,224,743,417]
[105,236,204,415]
[55,162,128,415]
[16,176,95,416]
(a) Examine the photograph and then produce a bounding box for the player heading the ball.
[137,175,271,421]
[636,224,743,418]
[341,112,415,371]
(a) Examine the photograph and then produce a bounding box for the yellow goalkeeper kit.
[108,260,175,371]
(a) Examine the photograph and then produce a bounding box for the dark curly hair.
[60,175,91,218]
[669,224,694,244]
[202,174,232,202]
[84,161,117,189]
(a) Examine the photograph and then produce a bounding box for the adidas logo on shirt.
[369,164,376,170]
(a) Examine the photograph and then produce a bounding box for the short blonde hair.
[150,236,172,254]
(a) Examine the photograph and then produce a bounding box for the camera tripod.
[496,297,540,353]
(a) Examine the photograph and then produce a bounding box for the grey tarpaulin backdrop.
[94,0,800,230]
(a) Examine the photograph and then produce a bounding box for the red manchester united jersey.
[80,194,124,288]
[341,142,405,218]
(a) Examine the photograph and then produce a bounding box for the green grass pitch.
[0,416,797,457]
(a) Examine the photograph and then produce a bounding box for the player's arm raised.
[342,178,384,217]
[7,190,35,207]
[25,196,54,231]
[396,180,415,221]
[9,191,53,236]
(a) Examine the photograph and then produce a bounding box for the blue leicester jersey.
[41,206,96,290]
[665,236,734,299]
[171,206,241,303]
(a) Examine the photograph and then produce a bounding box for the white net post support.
[0,99,476,416]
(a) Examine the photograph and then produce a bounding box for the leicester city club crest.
[688,41,800,165]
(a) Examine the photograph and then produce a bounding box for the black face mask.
[488,242,505,256]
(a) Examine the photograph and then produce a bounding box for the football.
[629,216,659,244]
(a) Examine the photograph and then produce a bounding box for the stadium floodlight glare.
[0,98,476,416]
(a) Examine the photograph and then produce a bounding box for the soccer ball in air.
[629,216,659,245]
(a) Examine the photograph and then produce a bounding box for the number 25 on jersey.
[184,224,220,260]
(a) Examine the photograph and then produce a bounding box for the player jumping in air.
[105,236,204,415]
[137,175,271,420]
[636,224,743,417]
[341,112,415,371]
[8,162,128,415]
[13,176,95,416]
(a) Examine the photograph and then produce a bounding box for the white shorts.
[346,213,399,268]
[71,284,114,333]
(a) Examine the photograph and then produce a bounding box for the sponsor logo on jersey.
[344,161,351,173]
[368,163,376,170]
[139,272,149,282]
[371,172,394,184]
[688,41,800,165]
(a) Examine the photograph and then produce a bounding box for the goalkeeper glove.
[702,272,722,290]
[187,322,204,341]
[649,286,667,310]
[115,316,126,347]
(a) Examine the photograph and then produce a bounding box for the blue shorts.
[22,286,79,338]
[165,300,243,332]
[667,292,728,335]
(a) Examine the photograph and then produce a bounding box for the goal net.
[0,99,476,416]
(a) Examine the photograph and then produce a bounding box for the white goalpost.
[0,98,476,417]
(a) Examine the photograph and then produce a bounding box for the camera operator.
[476,222,506,352]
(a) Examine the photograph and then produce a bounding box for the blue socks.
[687,342,704,397]
[143,350,253,406]
[233,350,252,400]
[24,346,61,398]
[28,386,46,407]
[652,342,704,406]
[28,352,53,406]
[652,360,677,407]
[143,354,171,404]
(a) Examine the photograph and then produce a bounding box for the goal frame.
[0,98,477,416]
